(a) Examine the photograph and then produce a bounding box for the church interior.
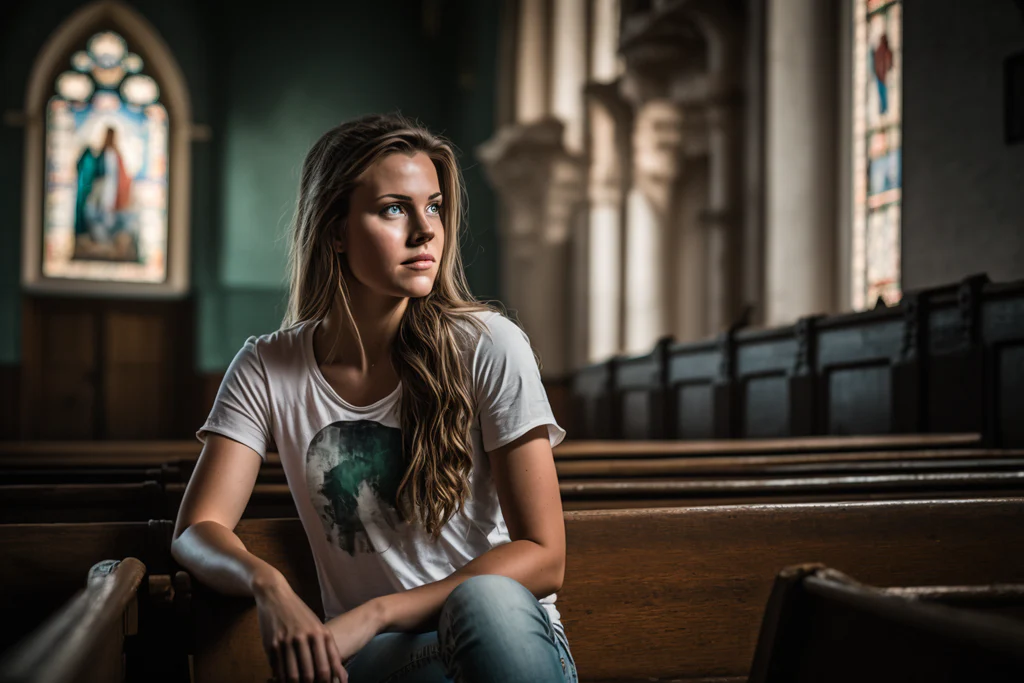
[1,0,1024,680]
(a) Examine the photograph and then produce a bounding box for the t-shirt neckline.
[303,319,402,413]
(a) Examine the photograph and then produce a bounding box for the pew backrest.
[748,565,1024,682]
[0,483,167,523]
[184,498,1024,682]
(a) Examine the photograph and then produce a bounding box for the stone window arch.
[20,0,192,297]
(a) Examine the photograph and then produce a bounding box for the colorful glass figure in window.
[43,30,169,283]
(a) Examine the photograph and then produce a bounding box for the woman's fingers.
[294,635,316,683]
[309,634,333,683]
[283,641,300,683]
[324,634,347,683]
[270,646,285,683]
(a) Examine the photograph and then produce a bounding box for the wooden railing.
[0,558,146,683]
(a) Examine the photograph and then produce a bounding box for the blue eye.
[427,203,441,215]
[382,204,404,217]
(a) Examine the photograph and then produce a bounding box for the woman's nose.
[410,215,434,244]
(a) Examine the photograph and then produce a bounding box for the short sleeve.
[196,337,273,461]
[472,314,567,452]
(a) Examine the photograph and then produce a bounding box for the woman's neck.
[315,284,408,374]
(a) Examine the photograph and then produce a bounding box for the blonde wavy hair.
[283,113,505,538]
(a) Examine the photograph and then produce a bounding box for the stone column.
[551,0,587,153]
[623,99,686,354]
[764,0,839,325]
[580,83,633,363]
[515,0,549,123]
[477,121,585,377]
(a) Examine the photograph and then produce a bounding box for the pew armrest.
[0,557,146,683]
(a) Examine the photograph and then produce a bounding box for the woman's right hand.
[255,573,348,683]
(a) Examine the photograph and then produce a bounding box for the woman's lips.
[402,260,434,270]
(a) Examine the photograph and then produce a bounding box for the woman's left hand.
[325,599,386,667]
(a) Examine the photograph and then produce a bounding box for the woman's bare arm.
[172,434,347,682]
[170,433,284,596]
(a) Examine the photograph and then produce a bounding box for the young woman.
[171,113,577,683]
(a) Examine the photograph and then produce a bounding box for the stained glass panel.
[43,30,169,284]
[853,0,902,309]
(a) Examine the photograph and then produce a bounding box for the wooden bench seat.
[748,565,1024,682]
[0,558,146,683]
[179,498,1024,682]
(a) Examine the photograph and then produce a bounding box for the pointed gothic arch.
[20,0,192,297]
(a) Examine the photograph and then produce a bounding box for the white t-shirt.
[197,310,567,628]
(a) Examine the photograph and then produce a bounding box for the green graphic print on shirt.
[305,420,406,556]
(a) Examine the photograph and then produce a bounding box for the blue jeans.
[344,575,578,683]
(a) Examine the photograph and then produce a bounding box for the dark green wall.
[0,0,502,370]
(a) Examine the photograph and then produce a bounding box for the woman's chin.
[395,280,436,299]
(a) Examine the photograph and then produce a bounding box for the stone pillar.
[580,83,632,363]
[515,0,549,123]
[623,99,685,354]
[551,0,587,153]
[477,121,585,377]
[764,0,839,325]
[616,0,747,346]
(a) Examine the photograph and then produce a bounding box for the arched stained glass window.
[43,30,169,284]
[852,0,902,310]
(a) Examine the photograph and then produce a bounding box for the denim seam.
[553,627,578,682]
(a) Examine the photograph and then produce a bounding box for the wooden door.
[20,296,194,439]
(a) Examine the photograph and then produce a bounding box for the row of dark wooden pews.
[2,502,1022,681]
[4,434,1024,522]
[1,434,1023,681]
[571,275,1024,447]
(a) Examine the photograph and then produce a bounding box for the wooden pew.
[0,433,981,470]
[0,522,159,651]
[180,498,1024,682]
[560,470,1024,505]
[748,565,1024,682]
[573,276,1024,445]
[8,462,1024,523]
[0,442,205,468]
[0,558,146,683]
[0,435,990,495]
[8,455,1024,522]
[2,445,1016,498]
[0,483,167,523]
[0,465,183,486]
[0,521,187,682]
[244,447,1024,489]
[553,433,982,458]
[555,449,1024,477]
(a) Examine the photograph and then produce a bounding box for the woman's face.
[337,151,444,300]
